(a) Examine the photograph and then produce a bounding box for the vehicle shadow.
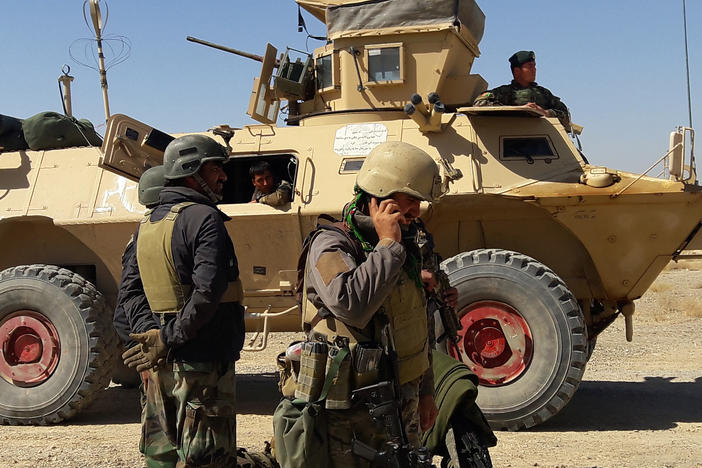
[533,376,702,432]
[72,372,281,425]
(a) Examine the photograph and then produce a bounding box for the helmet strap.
[192,172,223,203]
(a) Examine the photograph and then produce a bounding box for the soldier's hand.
[370,197,402,242]
[121,343,144,368]
[126,329,168,372]
[419,394,439,432]
[421,269,438,291]
[523,102,549,117]
[443,287,458,309]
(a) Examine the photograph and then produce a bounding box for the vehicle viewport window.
[339,158,365,173]
[316,55,333,90]
[501,136,557,161]
[367,46,402,83]
[220,154,298,205]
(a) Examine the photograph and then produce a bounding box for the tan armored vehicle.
[1,0,700,430]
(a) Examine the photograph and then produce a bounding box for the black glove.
[122,329,168,372]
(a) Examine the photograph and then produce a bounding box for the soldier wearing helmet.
[113,165,164,353]
[121,134,245,467]
[294,141,442,466]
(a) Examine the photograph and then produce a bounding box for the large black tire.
[0,265,117,425]
[443,249,587,431]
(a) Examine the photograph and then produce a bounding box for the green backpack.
[273,346,348,468]
[22,111,103,150]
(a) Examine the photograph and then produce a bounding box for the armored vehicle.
[1,0,700,430]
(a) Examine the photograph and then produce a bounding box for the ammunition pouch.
[293,335,385,411]
[273,347,349,468]
[276,350,300,399]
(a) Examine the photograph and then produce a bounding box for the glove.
[122,329,168,372]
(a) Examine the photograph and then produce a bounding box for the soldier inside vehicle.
[217,155,297,205]
[248,160,293,206]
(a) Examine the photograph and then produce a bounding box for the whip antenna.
[682,0,693,128]
[69,0,131,123]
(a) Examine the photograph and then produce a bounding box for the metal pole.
[683,0,693,128]
[58,66,75,117]
[90,0,110,121]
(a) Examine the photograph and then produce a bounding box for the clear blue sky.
[1,1,699,173]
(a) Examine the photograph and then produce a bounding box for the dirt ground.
[1,266,701,468]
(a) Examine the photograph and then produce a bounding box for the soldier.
[113,166,164,409]
[113,165,163,353]
[122,134,245,467]
[249,160,292,206]
[473,50,571,130]
[300,141,441,466]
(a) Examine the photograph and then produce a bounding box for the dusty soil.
[1,267,701,468]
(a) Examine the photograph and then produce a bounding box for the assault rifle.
[426,254,461,346]
[414,220,461,349]
[350,316,434,468]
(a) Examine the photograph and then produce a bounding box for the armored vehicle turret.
[1,0,700,430]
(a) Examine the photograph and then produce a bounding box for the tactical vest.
[136,201,243,314]
[301,227,429,385]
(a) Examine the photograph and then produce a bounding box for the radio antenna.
[69,0,131,122]
[682,0,693,128]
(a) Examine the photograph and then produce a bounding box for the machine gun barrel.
[186,36,279,66]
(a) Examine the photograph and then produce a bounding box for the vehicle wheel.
[442,249,587,431]
[0,265,116,424]
[441,416,493,468]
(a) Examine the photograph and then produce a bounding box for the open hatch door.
[100,113,174,182]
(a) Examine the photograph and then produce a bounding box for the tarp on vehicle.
[298,0,485,43]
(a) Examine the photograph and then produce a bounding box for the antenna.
[89,0,110,121]
[682,0,693,128]
[69,0,131,123]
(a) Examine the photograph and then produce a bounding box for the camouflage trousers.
[140,361,237,468]
[327,377,422,468]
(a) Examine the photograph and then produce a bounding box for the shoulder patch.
[315,250,351,286]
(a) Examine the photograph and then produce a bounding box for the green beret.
[509,50,535,68]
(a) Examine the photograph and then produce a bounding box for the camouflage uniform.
[140,362,237,468]
[251,180,293,206]
[473,80,571,130]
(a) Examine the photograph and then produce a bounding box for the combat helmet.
[163,134,228,202]
[356,141,442,202]
[138,165,165,207]
[162,134,228,180]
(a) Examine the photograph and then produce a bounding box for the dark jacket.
[113,237,159,348]
[134,186,245,363]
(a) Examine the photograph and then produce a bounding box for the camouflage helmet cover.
[356,141,442,202]
[163,134,228,180]
[138,165,165,207]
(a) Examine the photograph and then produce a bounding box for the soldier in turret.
[473,50,571,131]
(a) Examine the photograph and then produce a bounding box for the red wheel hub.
[450,300,533,386]
[0,311,60,387]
